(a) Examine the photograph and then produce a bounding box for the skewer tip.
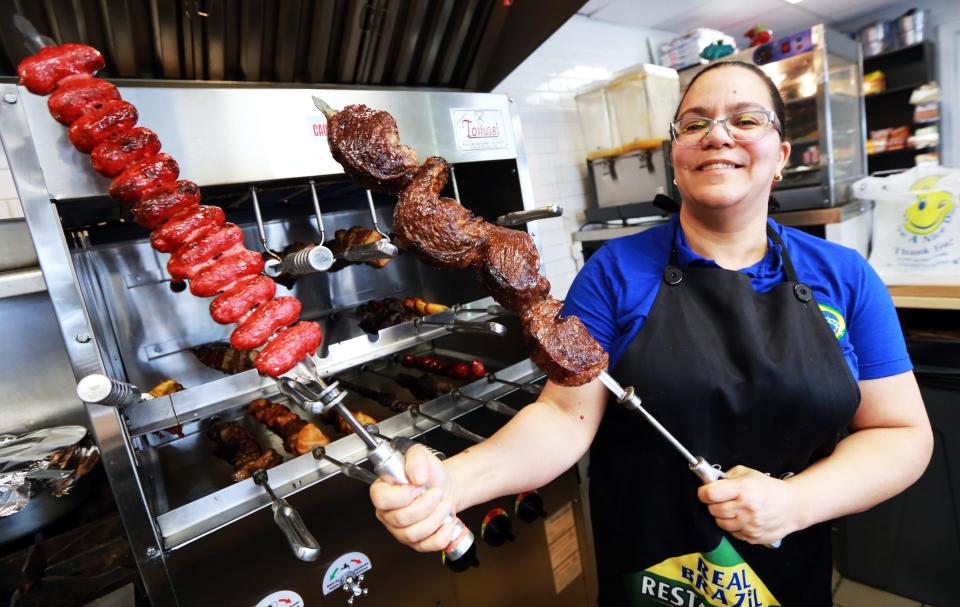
[311,96,337,119]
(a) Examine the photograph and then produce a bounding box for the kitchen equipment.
[574,82,621,160]
[1,81,598,605]
[605,64,680,153]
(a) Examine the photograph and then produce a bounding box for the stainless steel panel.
[157,359,542,549]
[0,219,38,271]
[19,86,518,200]
[163,467,591,607]
[0,291,86,434]
[0,267,45,298]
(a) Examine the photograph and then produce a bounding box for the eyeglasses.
[670,109,780,148]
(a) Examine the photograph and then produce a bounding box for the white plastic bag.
[853,165,960,285]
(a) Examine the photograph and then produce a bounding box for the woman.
[370,61,933,606]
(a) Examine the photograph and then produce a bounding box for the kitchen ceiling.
[579,0,896,45]
[0,0,583,91]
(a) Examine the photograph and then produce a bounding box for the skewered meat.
[192,341,258,375]
[21,44,318,379]
[356,297,417,334]
[151,205,225,253]
[17,44,104,95]
[320,102,419,194]
[108,153,179,204]
[167,223,244,280]
[327,225,395,269]
[47,75,120,126]
[254,321,322,377]
[521,297,608,387]
[478,225,551,310]
[402,297,448,315]
[231,296,302,350]
[91,127,162,178]
[68,99,137,153]
[147,379,184,397]
[210,275,277,324]
[400,354,486,381]
[248,399,330,455]
[131,180,201,228]
[394,157,489,268]
[337,410,378,435]
[190,249,264,297]
[335,378,418,412]
[395,372,457,400]
[208,422,283,482]
[146,379,185,437]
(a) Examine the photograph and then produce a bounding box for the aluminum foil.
[0,426,99,517]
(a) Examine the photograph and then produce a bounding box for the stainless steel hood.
[0,0,584,91]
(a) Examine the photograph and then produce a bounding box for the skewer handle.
[76,374,145,407]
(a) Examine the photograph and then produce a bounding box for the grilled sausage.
[210,275,277,324]
[131,180,201,228]
[17,44,105,95]
[150,205,225,254]
[47,75,119,125]
[108,153,179,204]
[167,223,244,280]
[254,322,322,377]
[189,249,264,297]
[67,100,137,153]
[90,127,161,178]
[230,296,302,350]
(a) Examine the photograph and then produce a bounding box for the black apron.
[590,222,861,606]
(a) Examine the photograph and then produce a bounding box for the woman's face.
[671,67,790,214]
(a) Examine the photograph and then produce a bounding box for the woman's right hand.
[370,444,462,552]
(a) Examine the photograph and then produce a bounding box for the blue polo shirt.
[563,215,911,381]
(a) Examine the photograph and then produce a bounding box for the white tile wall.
[0,139,23,220]
[493,15,678,297]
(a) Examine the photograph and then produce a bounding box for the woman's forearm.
[788,424,932,529]
[444,378,607,512]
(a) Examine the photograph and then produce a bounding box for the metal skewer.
[597,370,781,548]
[410,406,487,444]
[252,469,321,562]
[485,373,540,396]
[364,424,447,460]
[414,317,507,336]
[451,389,516,418]
[452,303,511,316]
[312,446,378,485]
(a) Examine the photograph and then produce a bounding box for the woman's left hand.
[697,465,802,545]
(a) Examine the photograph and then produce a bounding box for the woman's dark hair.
[675,60,786,138]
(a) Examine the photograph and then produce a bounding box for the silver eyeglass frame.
[669,109,782,148]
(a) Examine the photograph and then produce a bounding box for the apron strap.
[766,223,799,284]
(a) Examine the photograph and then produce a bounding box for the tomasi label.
[450,108,508,151]
[624,538,780,606]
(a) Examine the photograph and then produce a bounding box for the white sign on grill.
[450,108,508,152]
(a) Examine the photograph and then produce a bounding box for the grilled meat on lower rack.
[248,399,330,456]
[208,421,283,482]
[191,341,257,375]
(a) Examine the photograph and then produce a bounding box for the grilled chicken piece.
[521,297,607,387]
[320,102,419,195]
[208,421,283,482]
[248,399,330,456]
[402,297,448,316]
[191,341,257,375]
[336,410,378,435]
[146,379,185,437]
[393,157,488,269]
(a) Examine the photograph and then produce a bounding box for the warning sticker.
[545,502,582,594]
[322,551,372,596]
[255,590,304,607]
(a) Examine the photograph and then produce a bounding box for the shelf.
[863,41,929,63]
[156,358,545,549]
[124,296,501,437]
[864,84,926,99]
[889,286,960,310]
[771,200,872,228]
[868,146,936,158]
